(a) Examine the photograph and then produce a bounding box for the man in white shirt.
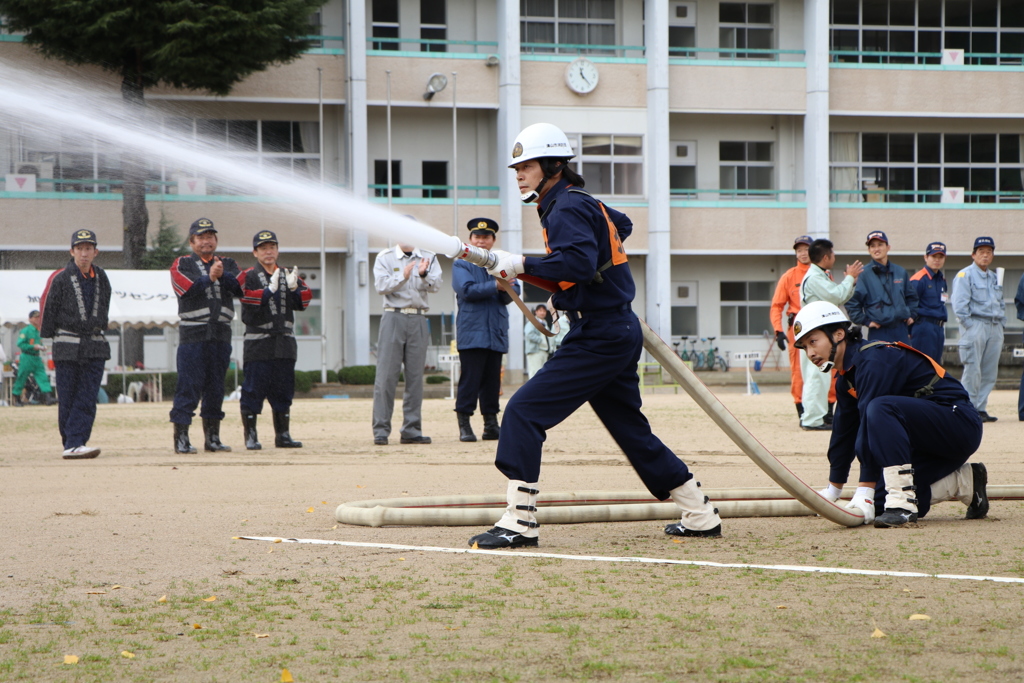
[371,243,442,445]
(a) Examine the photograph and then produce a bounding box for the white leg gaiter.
[494,480,540,538]
[929,463,974,505]
[669,479,722,531]
[882,464,919,514]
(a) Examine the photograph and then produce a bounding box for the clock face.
[565,58,599,95]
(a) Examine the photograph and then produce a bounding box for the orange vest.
[541,195,628,291]
[842,341,945,399]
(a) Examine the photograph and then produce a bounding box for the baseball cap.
[467,217,499,235]
[71,229,98,247]
[793,235,813,248]
[189,218,217,236]
[925,242,947,256]
[253,230,278,249]
[973,236,995,251]
[865,230,889,246]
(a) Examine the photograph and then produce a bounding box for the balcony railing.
[831,50,1024,67]
[520,41,645,60]
[367,36,497,56]
[369,184,500,203]
[303,35,345,55]
[669,47,806,64]
[670,188,806,207]
[831,189,1024,204]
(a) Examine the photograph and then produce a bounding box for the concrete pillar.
[345,0,371,365]
[804,0,830,239]
[645,0,672,339]
[497,0,524,374]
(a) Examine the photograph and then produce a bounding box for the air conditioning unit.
[14,162,54,191]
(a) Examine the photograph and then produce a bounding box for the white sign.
[941,187,964,204]
[177,177,207,195]
[732,352,761,361]
[5,174,36,192]
[1013,348,1024,358]
[438,354,460,364]
[941,49,965,66]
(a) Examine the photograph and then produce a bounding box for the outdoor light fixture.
[423,72,448,100]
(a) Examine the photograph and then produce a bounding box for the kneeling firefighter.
[466,122,722,548]
[793,301,990,528]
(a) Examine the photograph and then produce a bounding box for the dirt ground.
[2,385,1024,682]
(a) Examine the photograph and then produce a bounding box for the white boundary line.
[236,536,1024,585]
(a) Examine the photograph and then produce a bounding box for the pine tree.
[142,211,189,271]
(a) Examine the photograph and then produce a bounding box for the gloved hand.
[267,268,282,294]
[286,266,299,291]
[845,493,876,526]
[487,252,525,281]
[775,331,787,350]
[818,485,842,503]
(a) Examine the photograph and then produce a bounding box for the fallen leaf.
[909,614,931,621]
[776,605,787,610]
[203,596,217,602]
[321,501,327,505]
[86,591,106,595]
[332,525,338,530]
[471,541,479,550]
[241,519,248,522]
[268,549,274,554]
[671,538,682,544]
[121,651,135,659]
[871,627,886,638]
[274,538,283,543]
[63,655,79,665]
[193,624,202,629]
[399,557,405,561]
[902,589,911,592]
[111,585,122,590]
[445,626,460,631]
[254,633,269,639]
[157,595,167,603]
[356,485,365,489]
[281,668,294,682]
[306,507,314,513]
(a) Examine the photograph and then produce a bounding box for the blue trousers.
[55,359,105,449]
[170,341,231,424]
[240,358,296,414]
[867,323,911,344]
[863,396,982,518]
[495,309,692,500]
[909,319,945,363]
[455,348,502,415]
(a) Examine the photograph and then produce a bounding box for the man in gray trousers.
[372,242,442,445]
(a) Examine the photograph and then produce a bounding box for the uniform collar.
[537,178,572,215]
[838,339,865,376]
[393,244,423,259]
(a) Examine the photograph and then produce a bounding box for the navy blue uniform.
[1014,275,1024,420]
[909,266,947,361]
[39,262,111,449]
[496,180,693,500]
[848,261,919,343]
[829,339,982,518]
[169,254,243,424]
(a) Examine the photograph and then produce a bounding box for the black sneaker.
[400,435,432,444]
[373,437,388,446]
[873,508,918,528]
[965,463,989,520]
[979,411,998,423]
[801,423,832,431]
[664,523,722,538]
[469,526,538,549]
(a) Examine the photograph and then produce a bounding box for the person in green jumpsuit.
[13,310,56,406]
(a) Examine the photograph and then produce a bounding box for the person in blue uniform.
[1014,273,1024,421]
[847,230,918,343]
[39,229,112,459]
[169,218,244,454]
[452,217,517,443]
[909,241,948,362]
[793,301,989,528]
[466,123,722,548]
[238,230,312,450]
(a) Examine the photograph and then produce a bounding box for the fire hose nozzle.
[446,237,497,270]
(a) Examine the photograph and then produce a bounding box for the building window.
[374,159,402,198]
[669,1,697,57]
[719,2,775,59]
[569,134,643,196]
[520,0,616,54]
[420,0,446,52]
[670,140,697,198]
[719,141,773,197]
[830,132,1024,203]
[720,281,774,336]
[830,0,1024,66]
[671,281,699,337]
[422,160,448,198]
[372,0,400,50]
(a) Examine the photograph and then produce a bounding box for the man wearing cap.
[847,231,918,343]
[371,235,443,446]
[799,238,864,430]
[1012,271,1024,421]
[452,218,518,442]
[909,242,949,362]
[237,231,312,449]
[169,218,244,453]
[12,309,57,406]
[38,229,112,459]
[770,235,814,419]
[952,237,1004,423]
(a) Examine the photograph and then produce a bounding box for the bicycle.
[692,338,706,369]
[705,337,730,372]
[673,336,691,362]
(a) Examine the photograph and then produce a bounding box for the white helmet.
[508,123,574,169]
[793,301,850,373]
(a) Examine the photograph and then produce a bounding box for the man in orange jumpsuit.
[770,235,835,421]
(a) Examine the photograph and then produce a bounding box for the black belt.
[918,316,945,327]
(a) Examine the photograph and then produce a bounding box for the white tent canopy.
[0,270,179,328]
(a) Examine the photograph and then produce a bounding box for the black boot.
[174,423,197,454]
[273,411,302,448]
[202,418,232,452]
[824,402,835,425]
[482,414,500,441]
[241,409,261,450]
[457,412,477,442]
[795,402,804,418]
[42,392,58,406]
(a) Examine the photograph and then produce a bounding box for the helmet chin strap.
[817,333,838,373]
[520,162,559,203]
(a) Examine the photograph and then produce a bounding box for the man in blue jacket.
[909,241,948,361]
[847,230,918,343]
[452,218,518,442]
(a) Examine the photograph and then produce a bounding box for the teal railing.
[831,50,1024,66]
[671,188,806,197]
[367,35,497,55]
[669,46,806,62]
[303,34,345,55]
[831,189,1024,203]
[520,41,645,59]
[369,184,499,199]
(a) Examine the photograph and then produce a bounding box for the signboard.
[5,174,36,192]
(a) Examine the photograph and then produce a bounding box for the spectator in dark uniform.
[237,230,312,449]
[452,218,518,442]
[169,218,243,454]
[909,242,948,362]
[39,229,112,459]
